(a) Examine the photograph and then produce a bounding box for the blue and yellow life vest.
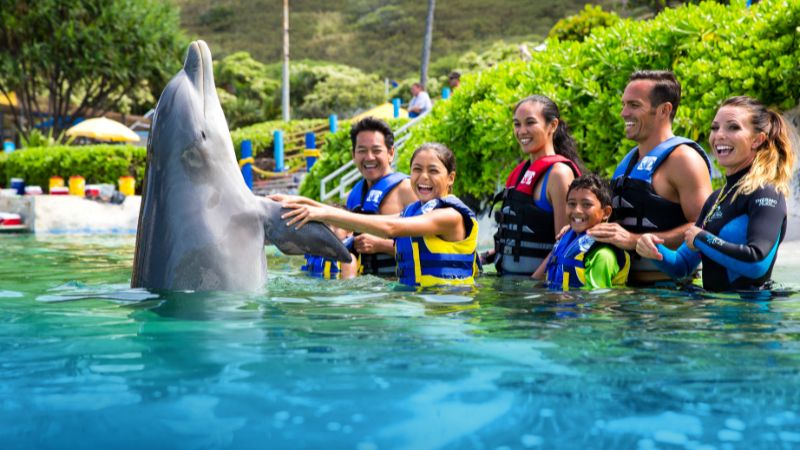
[395,196,480,287]
[545,229,630,290]
[346,172,409,275]
[301,255,341,279]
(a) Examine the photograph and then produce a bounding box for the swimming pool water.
[1,234,800,449]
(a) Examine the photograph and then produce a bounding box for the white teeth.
[625,121,635,128]
[519,138,531,144]
[715,145,733,152]
[418,184,432,190]
[363,162,377,169]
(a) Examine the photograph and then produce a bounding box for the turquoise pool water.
[2,234,800,449]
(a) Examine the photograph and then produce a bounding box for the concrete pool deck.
[0,195,140,234]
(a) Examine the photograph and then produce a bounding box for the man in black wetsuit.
[588,70,713,284]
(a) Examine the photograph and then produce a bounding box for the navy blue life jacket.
[345,172,408,275]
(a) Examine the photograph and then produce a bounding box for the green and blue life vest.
[545,229,630,290]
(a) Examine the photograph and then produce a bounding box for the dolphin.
[131,40,351,291]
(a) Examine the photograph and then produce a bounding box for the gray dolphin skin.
[131,40,351,291]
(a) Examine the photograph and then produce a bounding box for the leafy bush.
[215,52,281,126]
[391,0,800,201]
[548,5,621,42]
[1,145,146,193]
[299,118,409,201]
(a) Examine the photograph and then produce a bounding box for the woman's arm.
[547,163,576,236]
[282,202,466,241]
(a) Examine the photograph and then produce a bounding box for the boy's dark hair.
[567,173,611,207]
[448,71,461,81]
[628,70,681,121]
[350,116,394,152]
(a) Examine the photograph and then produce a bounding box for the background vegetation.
[0,145,145,192]
[173,0,615,79]
[301,0,800,202]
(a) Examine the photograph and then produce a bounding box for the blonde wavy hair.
[720,96,796,199]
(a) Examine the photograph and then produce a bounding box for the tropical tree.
[0,0,186,142]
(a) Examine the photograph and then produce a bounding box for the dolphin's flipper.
[260,198,352,263]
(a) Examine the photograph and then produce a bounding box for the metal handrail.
[319,109,430,202]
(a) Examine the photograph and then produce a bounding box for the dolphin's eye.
[181,144,206,169]
[201,131,206,140]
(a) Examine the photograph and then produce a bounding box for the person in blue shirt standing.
[636,96,795,292]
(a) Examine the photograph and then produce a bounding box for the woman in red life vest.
[486,95,587,277]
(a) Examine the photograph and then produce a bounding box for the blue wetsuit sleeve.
[693,188,786,278]
[653,243,701,280]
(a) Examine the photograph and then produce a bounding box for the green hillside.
[172,0,612,78]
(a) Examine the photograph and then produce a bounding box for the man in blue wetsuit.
[343,117,417,277]
[588,70,713,284]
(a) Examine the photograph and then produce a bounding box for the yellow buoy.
[68,175,85,196]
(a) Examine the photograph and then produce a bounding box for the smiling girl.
[636,96,795,291]
[282,143,480,287]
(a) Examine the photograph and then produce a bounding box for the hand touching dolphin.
[131,40,350,291]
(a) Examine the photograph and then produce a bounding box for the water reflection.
[2,234,800,448]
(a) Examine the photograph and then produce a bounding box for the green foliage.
[0,0,187,140]
[21,129,57,149]
[199,5,234,31]
[548,5,621,42]
[390,0,800,201]
[214,52,281,126]
[174,0,605,78]
[215,54,385,122]
[299,118,409,201]
[286,62,385,119]
[1,145,146,193]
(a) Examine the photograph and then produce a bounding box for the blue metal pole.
[240,140,253,190]
[304,132,320,171]
[442,87,451,100]
[392,98,401,118]
[329,114,338,133]
[274,130,284,172]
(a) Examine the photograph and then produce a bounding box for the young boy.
[535,174,630,290]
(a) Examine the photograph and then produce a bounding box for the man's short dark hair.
[567,173,611,208]
[628,70,681,121]
[448,71,461,81]
[350,116,394,152]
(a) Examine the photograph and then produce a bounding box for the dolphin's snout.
[183,40,215,102]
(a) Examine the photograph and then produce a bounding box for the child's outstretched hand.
[281,202,328,229]
[635,233,664,261]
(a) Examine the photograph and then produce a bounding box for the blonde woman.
[636,96,795,291]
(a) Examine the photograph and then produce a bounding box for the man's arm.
[589,144,712,250]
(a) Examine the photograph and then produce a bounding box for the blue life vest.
[610,136,711,274]
[302,255,341,279]
[611,136,711,233]
[395,196,480,287]
[545,229,630,291]
[301,236,353,280]
[346,172,409,213]
[345,172,408,275]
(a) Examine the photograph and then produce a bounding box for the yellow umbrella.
[66,117,140,143]
[351,102,408,122]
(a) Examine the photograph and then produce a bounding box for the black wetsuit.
[654,166,786,291]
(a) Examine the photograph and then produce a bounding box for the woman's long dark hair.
[514,95,587,174]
